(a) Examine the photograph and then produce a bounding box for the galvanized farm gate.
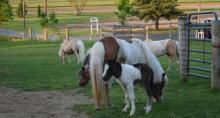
[178,12,218,80]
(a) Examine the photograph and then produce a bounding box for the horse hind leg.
[106,81,113,108]
[166,56,173,72]
[74,51,80,64]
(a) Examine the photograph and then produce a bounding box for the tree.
[69,0,87,15]
[40,12,58,27]
[40,11,58,40]
[16,0,28,18]
[132,0,182,30]
[0,0,13,22]
[115,0,133,26]
[37,5,41,17]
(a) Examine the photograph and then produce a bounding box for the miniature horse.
[58,39,85,64]
[87,37,167,109]
[102,60,165,116]
[145,39,179,71]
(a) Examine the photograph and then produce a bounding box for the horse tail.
[77,40,85,63]
[175,41,180,60]
[90,41,106,109]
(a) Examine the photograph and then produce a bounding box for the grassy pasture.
[0,37,220,118]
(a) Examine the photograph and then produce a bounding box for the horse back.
[100,37,120,62]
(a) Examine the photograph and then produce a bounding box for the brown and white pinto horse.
[145,39,179,71]
[58,39,85,64]
[87,36,168,109]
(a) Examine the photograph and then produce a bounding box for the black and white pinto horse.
[89,37,168,109]
[102,60,165,116]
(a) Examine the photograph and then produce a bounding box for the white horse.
[89,37,168,109]
[145,39,180,71]
[58,39,85,64]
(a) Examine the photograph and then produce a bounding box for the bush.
[0,0,13,21]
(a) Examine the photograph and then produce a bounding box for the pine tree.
[37,5,41,17]
[132,0,182,30]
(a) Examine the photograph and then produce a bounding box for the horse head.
[78,53,91,86]
[79,65,90,86]
[151,73,166,102]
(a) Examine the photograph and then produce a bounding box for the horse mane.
[131,38,168,83]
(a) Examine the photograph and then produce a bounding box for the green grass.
[1,37,220,118]
[0,37,95,91]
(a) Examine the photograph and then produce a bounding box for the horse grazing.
[145,39,179,71]
[79,48,91,86]
[89,36,168,109]
[102,60,165,116]
[58,39,85,64]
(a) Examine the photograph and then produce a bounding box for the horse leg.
[74,51,80,64]
[120,83,130,113]
[62,54,66,64]
[166,56,173,72]
[127,84,135,116]
[106,81,113,108]
[144,94,153,113]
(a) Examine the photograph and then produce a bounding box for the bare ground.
[0,87,92,118]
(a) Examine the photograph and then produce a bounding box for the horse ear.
[162,73,166,81]
[162,73,166,86]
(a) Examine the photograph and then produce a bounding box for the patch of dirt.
[0,87,93,118]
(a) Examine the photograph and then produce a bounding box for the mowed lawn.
[0,37,220,118]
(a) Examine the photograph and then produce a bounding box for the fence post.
[145,25,149,40]
[29,27,32,40]
[211,20,220,90]
[178,15,188,81]
[65,27,69,40]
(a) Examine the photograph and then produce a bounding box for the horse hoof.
[95,106,101,110]
[122,108,128,112]
[145,106,151,113]
[129,112,135,116]
[108,104,114,109]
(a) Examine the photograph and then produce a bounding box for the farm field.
[0,37,220,118]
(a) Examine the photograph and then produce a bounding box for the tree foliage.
[115,0,133,26]
[37,5,41,17]
[132,0,182,30]
[40,12,58,28]
[16,0,28,18]
[0,0,13,22]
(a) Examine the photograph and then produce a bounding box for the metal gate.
[186,12,218,79]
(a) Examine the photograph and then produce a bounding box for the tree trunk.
[44,27,48,41]
[155,19,159,30]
